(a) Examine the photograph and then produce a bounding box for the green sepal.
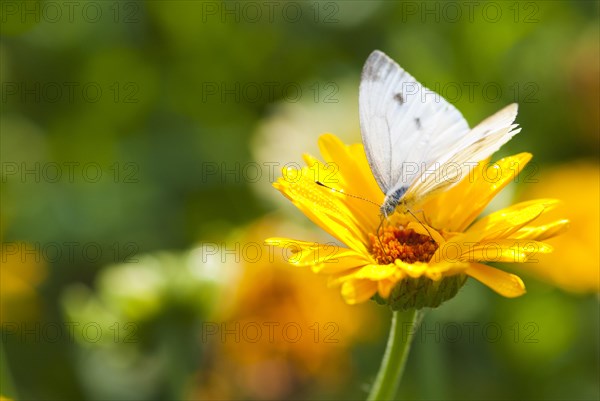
[372,274,467,311]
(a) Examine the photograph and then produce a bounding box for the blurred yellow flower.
[192,216,383,400]
[0,241,46,323]
[267,134,568,307]
[518,161,599,293]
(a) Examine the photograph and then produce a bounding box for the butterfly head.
[379,186,436,247]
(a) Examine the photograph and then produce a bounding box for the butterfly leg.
[376,214,393,264]
[412,208,432,227]
[406,208,437,245]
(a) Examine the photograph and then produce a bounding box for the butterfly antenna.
[407,209,436,244]
[316,181,392,263]
[315,181,381,208]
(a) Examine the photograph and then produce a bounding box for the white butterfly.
[359,50,521,218]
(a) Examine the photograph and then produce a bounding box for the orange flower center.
[369,226,438,264]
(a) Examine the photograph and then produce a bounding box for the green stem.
[0,338,18,400]
[367,309,423,401]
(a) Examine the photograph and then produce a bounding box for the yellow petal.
[512,219,570,241]
[406,221,446,244]
[302,152,320,168]
[273,170,369,253]
[265,237,373,275]
[461,240,553,263]
[423,260,471,278]
[466,263,526,298]
[395,260,429,278]
[317,134,383,232]
[341,279,378,304]
[420,153,532,232]
[318,134,383,204]
[326,268,363,287]
[352,263,399,280]
[465,202,547,241]
[377,279,398,299]
[326,262,399,287]
[456,153,533,231]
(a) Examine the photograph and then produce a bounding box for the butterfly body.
[381,186,409,218]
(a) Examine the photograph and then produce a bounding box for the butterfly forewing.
[359,50,520,208]
[359,50,470,196]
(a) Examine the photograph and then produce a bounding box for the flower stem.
[367,309,423,401]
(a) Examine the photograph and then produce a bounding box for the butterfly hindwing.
[405,104,520,202]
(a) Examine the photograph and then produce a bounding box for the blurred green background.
[1,1,598,400]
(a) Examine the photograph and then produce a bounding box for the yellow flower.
[266,134,568,307]
[192,216,383,400]
[0,241,47,323]
[517,161,599,293]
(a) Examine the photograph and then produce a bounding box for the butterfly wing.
[405,103,520,202]
[359,50,470,195]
